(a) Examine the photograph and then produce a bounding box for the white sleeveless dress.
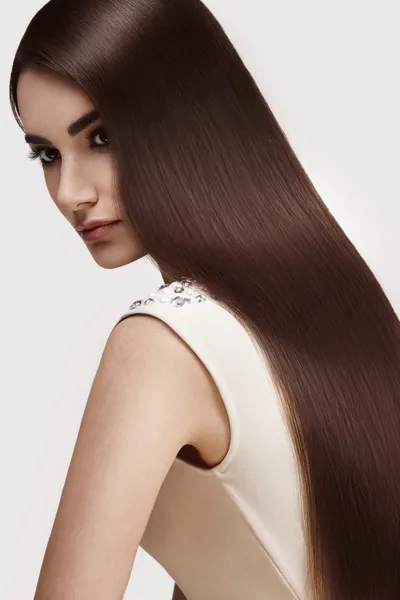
[116,279,307,600]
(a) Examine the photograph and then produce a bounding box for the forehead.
[17,67,94,135]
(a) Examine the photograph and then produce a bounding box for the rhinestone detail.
[128,279,207,311]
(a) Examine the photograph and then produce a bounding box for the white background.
[1,1,399,599]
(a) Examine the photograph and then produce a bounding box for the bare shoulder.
[33,313,224,599]
[112,312,203,369]
[111,313,230,465]
[105,313,205,445]
[111,312,212,396]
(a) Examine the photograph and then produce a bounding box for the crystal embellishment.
[129,300,143,309]
[170,296,190,307]
[128,279,207,311]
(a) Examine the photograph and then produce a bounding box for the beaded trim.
[128,278,208,311]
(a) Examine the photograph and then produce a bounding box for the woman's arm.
[33,315,208,600]
[172,584,188,600]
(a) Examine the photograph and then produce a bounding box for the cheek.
[44,170,60,206]
[95,154,115,194]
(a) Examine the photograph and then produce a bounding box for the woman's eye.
[40,148,60,164]
[91,129,108,146]
[88,127,109,148]
[27,127,109,168]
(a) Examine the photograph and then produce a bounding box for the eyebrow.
[24,109,101,144]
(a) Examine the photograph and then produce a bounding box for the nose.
[56,156,98,210]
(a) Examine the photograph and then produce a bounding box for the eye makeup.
[27,125,109,168]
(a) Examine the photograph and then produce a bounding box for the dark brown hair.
[10,1,400,597]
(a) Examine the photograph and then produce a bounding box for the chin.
[88,244,145,269]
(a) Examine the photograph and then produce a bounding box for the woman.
[10,0,400,599]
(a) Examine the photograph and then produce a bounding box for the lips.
[80,220,121,241]
[76,219,120,232]
[85,224,107,231]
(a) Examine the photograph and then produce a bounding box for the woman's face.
[16,66,145,269]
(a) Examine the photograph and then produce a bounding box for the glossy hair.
[10,1,400,597]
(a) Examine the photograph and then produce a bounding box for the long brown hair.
[10,1,400,597]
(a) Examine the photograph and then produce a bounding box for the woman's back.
[12,2,400,596]
[116,278,307,600]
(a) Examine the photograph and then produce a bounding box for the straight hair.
[10,1,400,597]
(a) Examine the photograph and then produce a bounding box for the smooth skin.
[17,66,230,600]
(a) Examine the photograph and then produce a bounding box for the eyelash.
[27,126,110,168]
